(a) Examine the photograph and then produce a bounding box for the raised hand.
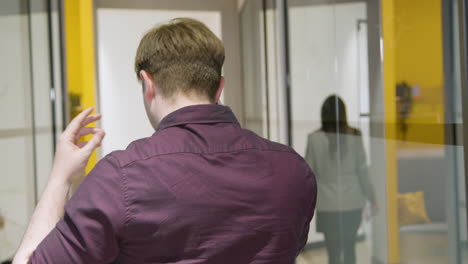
[50,107,106,185]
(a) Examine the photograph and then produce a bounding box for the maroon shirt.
[30,104,317,264]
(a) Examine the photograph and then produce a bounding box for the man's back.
[17,18,317,264]
[31,105,316,263]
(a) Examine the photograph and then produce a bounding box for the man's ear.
[140,70,156,104]
[215,76,225,104]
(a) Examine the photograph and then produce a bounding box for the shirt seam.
[108,155,131,232]
[120,148,300,168]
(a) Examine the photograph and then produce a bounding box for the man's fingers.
[77,141,88,148]
[74,127,99,141]
[81,114,102,128]
[62,107,94,139]
[82,129,106,154]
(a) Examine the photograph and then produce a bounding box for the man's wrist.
[47,170,73,190]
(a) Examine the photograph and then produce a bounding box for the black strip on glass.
[58,0,68,130]
[262,0,271,139]
[26,0,39,205]
[47,0,57,153]
[282,0,293,146]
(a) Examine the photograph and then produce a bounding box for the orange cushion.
[398,191,431,226]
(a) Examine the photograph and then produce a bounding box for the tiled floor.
[297,239,468,264]
[296,241,372,264]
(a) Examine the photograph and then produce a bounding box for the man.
[14,18,316,263]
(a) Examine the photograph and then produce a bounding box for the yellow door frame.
[64,0,99,175]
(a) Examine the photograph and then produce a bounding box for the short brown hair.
[135,18,225,102]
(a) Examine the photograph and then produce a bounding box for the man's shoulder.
[105,128,198,167]
[241,128,303,160]
[106,134,160,168]
[108,127,303,168]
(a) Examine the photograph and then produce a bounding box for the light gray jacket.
[305,130,375,212]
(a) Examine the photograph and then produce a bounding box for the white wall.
[96,9,222,156]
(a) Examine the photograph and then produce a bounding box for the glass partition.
[241,0,268,137]
[0,0,63,261]
[285,0,467,263]
[241,0,289,143]
[0,1,36,260]
[287,2,376,263]
[240,0,468,263]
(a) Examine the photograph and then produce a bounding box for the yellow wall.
[394,0,445,145]
[64,0,99,176]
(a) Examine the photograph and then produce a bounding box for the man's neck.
[156,95,213,124]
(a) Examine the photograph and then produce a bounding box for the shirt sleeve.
[29,155,127,264]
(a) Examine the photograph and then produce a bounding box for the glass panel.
[0,0,36,261]
[285,0,467,263]
[29,0,56,197]
[449,0,467,262]
[240,0,288,144]
[0,1,59,261]
[264,0,289,144]
[241,0,268,137]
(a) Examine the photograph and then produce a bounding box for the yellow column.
[382,0,400,263]
[64,0,98,174]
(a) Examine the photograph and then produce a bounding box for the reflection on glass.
[0,1,36,261]
[0,0,60,262]
[241,0,267,137]
[305,95,376,264]
[285,0,466,264]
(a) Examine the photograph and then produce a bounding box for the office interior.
[1,0,468,263]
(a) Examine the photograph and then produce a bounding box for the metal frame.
[57,0,68,131]
[443,0,463,262]
[279,0,292,146]
[26,0,39,204]
[459,0,468,238]
[262,0,272,139]
[46,0,58,152]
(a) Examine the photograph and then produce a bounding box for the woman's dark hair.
[320,95,360,157]
[321,95,349,134]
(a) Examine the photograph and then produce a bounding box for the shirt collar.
[156,104,239,132]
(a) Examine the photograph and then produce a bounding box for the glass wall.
[0,0,64,262]
[288,1,374,263]
[241,0,289,143]
[0,1,36,259]
[0,0,466,263]
[240,0,468,263]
